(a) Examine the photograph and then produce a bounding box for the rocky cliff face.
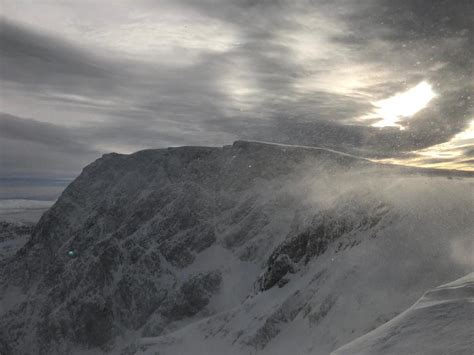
[0,141,473,355]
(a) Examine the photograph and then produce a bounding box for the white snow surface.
[332,273,474,355]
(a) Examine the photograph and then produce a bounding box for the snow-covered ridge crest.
[231,140,369,160]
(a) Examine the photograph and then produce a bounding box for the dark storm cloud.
[0,0,472,182]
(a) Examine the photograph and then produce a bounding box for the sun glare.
[367,81,437,129]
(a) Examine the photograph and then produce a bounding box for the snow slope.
[333,273,474,355]
[0,141,473,355]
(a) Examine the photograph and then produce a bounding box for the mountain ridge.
[101,140,474,177]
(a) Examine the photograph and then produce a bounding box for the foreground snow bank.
[333,273,474,355]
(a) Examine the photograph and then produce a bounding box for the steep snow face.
[0,141,473,355]
[333,273,474,355]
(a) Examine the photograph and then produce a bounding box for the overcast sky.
[1,0,473,189]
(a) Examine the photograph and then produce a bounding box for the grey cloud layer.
[0,0,472,179]
[0,113,99,177]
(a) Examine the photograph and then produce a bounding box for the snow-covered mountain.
[0,141,473,355]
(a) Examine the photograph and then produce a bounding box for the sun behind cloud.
[362,81,437,130]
